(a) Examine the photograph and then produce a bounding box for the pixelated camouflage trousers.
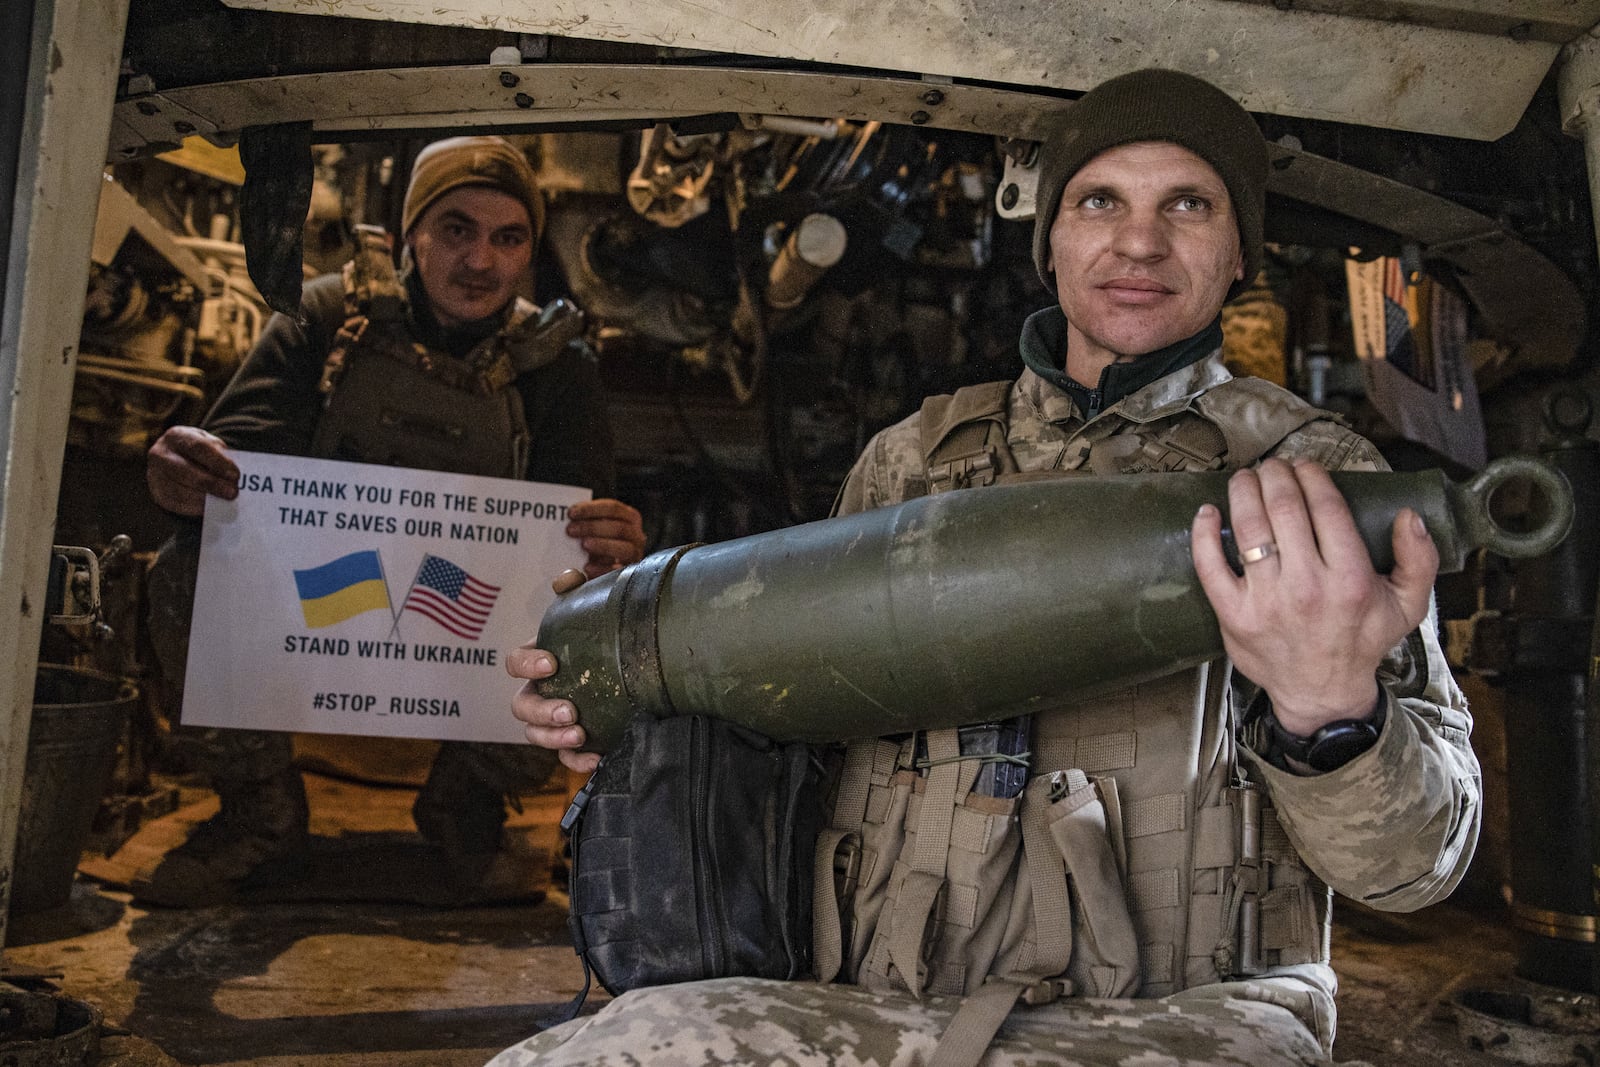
[486,976,1368,1067]
[146,525,555,790]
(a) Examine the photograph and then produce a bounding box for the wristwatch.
[1264,700,1387,774]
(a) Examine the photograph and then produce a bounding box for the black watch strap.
[1265,699,1387,774]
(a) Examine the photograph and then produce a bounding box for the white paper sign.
[183,451,591,743]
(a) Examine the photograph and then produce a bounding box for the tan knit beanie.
[401,136,545,240]
[1032,69,1267,297]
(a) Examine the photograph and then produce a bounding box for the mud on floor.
[0,771,1558,1067]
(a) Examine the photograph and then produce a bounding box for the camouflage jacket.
[482,329,1479,1067]
[833,342,1481,1036]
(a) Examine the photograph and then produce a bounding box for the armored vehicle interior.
[3,0,1600,1063]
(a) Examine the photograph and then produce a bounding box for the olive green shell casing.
[536,458,1571,753]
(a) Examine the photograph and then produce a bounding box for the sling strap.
[928,772,1083,1067]
[889,729,978,997]
[813,739,878,983]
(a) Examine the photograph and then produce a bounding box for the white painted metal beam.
[220,0,1577,140]
[107,64,1073,162]
[0,0,131,949]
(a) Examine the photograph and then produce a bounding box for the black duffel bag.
[559,714,824,1012]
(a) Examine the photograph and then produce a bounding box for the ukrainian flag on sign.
[293,550,390,628]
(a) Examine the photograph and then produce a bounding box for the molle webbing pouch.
[817,729,1143,1000]
[562,715,824,1013]
[813,729,1146,1067]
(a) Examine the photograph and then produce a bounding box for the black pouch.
[560,715,823,1012]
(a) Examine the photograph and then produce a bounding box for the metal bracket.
[46,546,100,625]
[46,535,131,627]
[995,144,1039,221]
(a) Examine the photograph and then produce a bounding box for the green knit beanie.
[1031,68,1267,296]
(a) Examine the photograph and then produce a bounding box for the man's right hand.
[147,426,240,517]
[1191,457,1437,738]
[508,644,599,773]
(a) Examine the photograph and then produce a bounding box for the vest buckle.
[833,837,863,898]
[1019,977,1073,1006]
[929,451,997,494]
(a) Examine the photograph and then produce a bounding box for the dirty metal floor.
[1,775,1552,1067]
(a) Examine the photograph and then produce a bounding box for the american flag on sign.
[400,554,502,640]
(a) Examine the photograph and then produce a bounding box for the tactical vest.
[813,373,1339,1060]
[309,227,586,477]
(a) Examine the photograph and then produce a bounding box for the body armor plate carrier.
[814,373,1339,1065]
[310,226,585,478]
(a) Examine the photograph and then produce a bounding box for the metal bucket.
[8,665,134,916]
[0,987,101,1065]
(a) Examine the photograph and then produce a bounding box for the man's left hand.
[1191,457,1439,737]
[568,498,646,577]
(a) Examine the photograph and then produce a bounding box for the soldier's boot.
[411,746,512,890]
[131,768,311,908]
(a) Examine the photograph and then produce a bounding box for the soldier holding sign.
[141,136,646,907]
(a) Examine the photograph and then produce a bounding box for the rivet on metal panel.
[500,71,520,88]
[135,101,159,116]
[921,89,945,107]
[173,121,195,135]
[515,93,535,109]
[1272,156,1293,171]
[911,110,930,125]
[1000,184,1019,210]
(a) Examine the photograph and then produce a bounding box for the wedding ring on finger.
[1239,541,1278,565]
